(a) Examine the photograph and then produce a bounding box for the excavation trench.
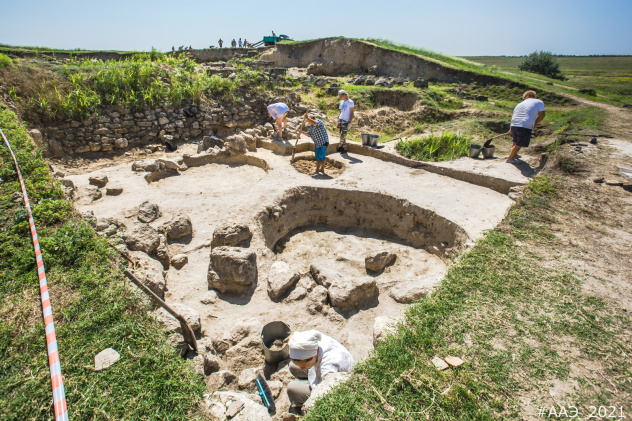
[258,186,470,258]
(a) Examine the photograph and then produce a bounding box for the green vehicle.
[251,35,292,48]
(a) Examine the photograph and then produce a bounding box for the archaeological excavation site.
[2,37,630,420]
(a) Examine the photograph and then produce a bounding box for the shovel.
[483,131,510,148]
[291,113,308,160]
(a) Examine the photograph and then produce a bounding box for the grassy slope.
[0,107,206,420]
[465,56,632,104]
[305,174,631,420]
[0,43,134,55]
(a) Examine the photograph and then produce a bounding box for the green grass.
[0,50,269,121]
[365,38,485,72]
[305,175,631,420]
[0,107,206,419]
[0,43,134,55]
[396,131,470,161]
[0,53,13,68]
[466,55,632,104]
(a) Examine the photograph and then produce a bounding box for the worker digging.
[506,90,546,163]
[299,114,330,175]
[286,330,354,415]
[267,101,290,140]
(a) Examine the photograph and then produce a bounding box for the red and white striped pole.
[0,127,69,421]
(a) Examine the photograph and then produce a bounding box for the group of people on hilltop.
[217,38,249,48]
[267,88,544,174]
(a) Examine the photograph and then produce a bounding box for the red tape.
[1,127,69,421]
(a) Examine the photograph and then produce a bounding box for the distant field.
[464,56,632,101]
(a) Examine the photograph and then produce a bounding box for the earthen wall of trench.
[258,186,470,258]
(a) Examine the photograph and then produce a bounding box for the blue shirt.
[307,119,329,148]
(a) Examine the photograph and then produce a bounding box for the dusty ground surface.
[290,157,345,178]
[57,137,518,364]
[51,95,631,417]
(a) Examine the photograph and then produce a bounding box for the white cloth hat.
[288,330,321,359]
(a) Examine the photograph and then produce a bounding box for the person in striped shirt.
[300,114,330,175]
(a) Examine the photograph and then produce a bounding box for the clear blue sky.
[1,0,631,56]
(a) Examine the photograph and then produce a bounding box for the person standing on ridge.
[336,90,354,154]
[218,39,223,48]
[506,90,545,163]
[238,38,242,48]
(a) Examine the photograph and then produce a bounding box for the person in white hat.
[286,330,354,414]
[336,90,354,153]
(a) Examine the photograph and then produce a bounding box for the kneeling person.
[300,115,329,174]
[286,330,354,414]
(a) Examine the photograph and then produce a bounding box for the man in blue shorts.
[300,114,330,175]
[506,90,546,163]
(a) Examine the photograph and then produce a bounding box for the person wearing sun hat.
[285,330,354,414]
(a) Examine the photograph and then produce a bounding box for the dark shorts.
[511,126,532,147]
[314,146,327,161]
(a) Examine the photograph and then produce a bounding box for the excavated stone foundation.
[258,186,469,258]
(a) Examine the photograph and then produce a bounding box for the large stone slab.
[266,261,299,299]
[211,222,252,248]
[123,224,161,255]
[208,247,257,294]
[389,275,439,303]
[160,213,193,240]
[310,263,378,311]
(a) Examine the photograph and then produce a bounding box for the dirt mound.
[291,157,345,178]
[261,38,507,85]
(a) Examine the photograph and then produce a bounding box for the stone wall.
[41,92,299,157]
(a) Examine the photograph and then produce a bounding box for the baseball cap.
[338,90,347,95]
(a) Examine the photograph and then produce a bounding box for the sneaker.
[310,171,319,176]
[506,158,520,163]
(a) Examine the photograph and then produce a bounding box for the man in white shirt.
[506,90,546,163]
[266,102,290,140]
[337,90,354,154]
[286,330,354,414]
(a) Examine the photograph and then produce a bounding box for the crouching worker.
[300,114,330,175]
[267,102,290,140]
[286,330,354,415]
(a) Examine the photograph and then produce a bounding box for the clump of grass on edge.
[0,107,206,419]
[0,53,12,67]
[304,173,631,420]
[396,131,470,161]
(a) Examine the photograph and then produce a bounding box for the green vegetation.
[0,42,133,55]
[0,53,12,68]
[466,55,632,104]
[0,50,269,121]
[396,131,470,161]
[305,174,631,419]
[0,107,206,419]
[365,38,485,72]
[518,51,566,80]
